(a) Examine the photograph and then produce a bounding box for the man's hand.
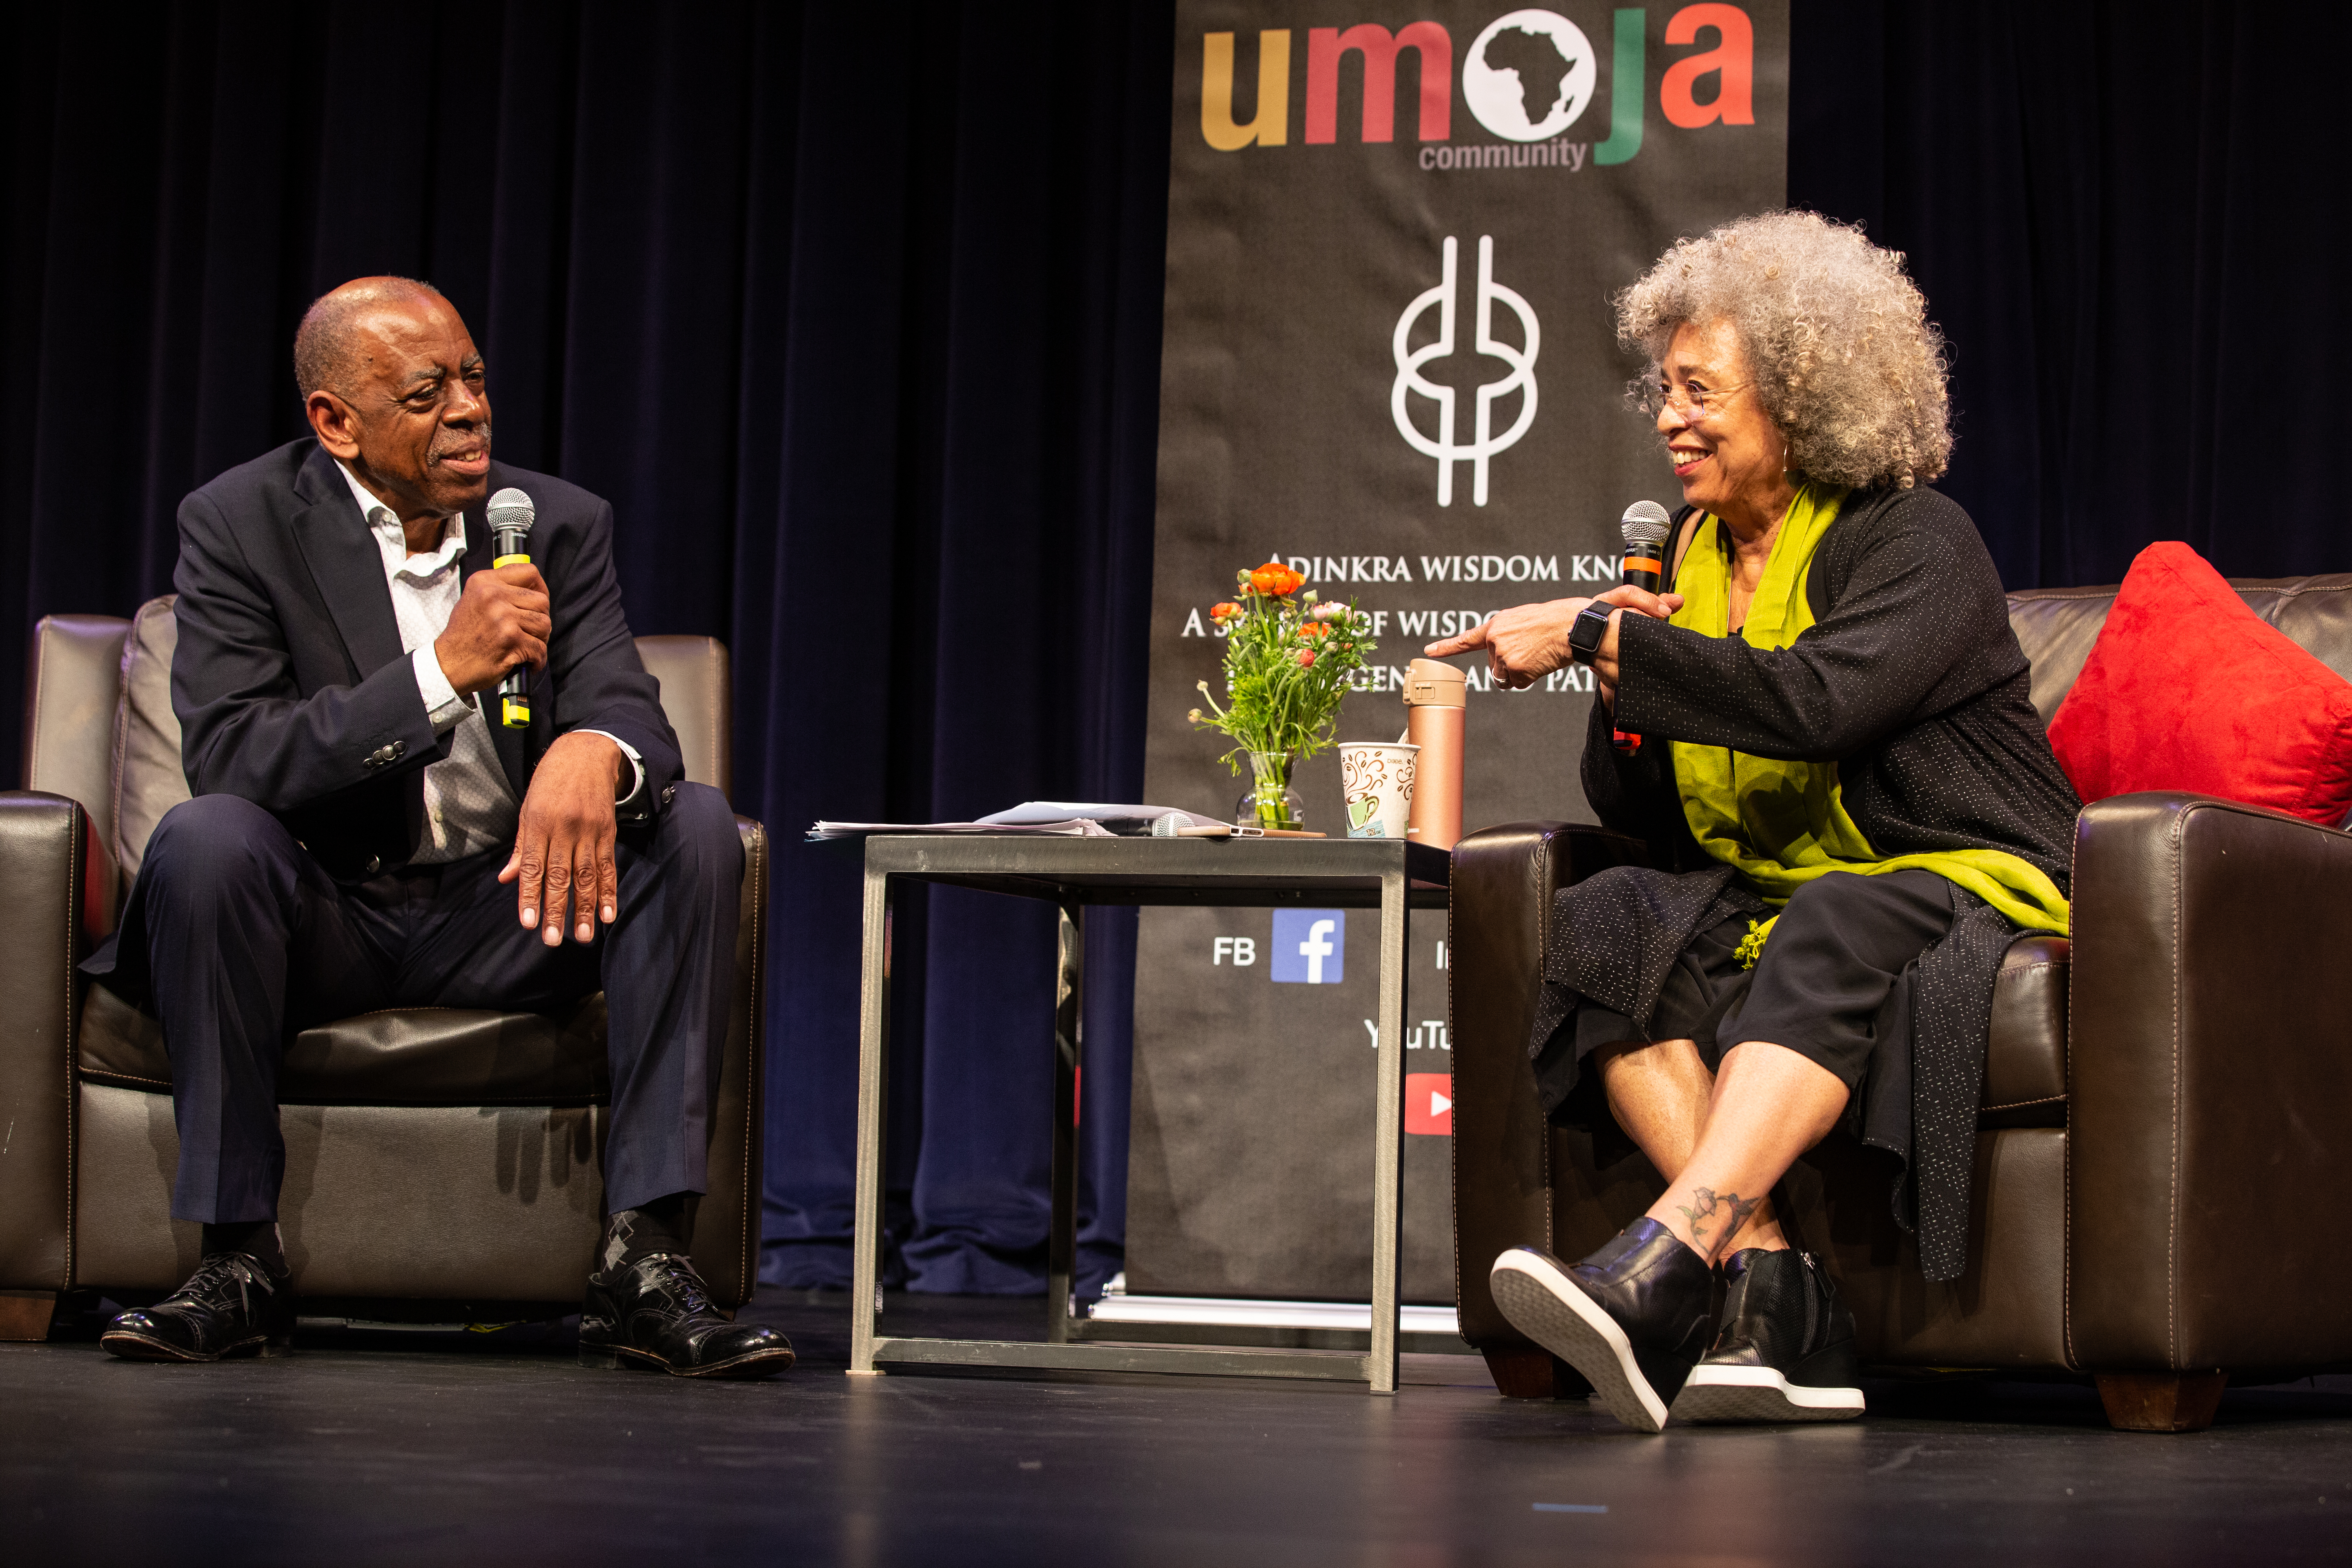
[434,562,552,697]
[1423,585,1683,690]
[499,731,626,946]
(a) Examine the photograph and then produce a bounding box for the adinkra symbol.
[1390,235,1539,508]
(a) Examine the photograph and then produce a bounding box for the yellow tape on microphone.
[495,551,531,728]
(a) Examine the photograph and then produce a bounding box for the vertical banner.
[1129,3,1788,1302]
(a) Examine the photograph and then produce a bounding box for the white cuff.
[411,645,470,733]
[579,729,645,803]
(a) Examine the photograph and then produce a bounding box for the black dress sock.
[599,1192,697,1275]
[200,1219,286,1276]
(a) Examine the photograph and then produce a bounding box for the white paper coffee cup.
[1340,742,1419,840]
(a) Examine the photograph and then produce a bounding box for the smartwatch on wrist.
[1567,604,1614,667]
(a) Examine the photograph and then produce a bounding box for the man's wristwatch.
[1567,604,1614,667]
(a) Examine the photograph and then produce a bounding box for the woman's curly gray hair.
[1615,210,1952,490]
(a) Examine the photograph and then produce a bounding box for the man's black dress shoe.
[579,1253,795,1379]
[100,1252,293,1363]
[1670,1247,1864,1423]
[1488,1219,1715,1432]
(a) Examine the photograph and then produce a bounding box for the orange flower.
[1249,561,1304,597]
[1297,621,1332,641]
[1296,649,1316,668]
[1209,601,1240,622]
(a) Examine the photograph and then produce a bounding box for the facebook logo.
[1271,909,1345,984]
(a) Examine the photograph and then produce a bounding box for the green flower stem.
[1191,585,1377,775]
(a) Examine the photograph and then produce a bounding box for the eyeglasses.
[1639,378,1752,421]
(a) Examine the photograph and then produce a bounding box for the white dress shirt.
[335,463,641,865]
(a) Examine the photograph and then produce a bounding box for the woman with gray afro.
[1430,211,2080,1431]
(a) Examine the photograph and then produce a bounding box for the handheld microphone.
[484,487,536,730]
[1611,501,1674,755]
[1619,500,1672,593]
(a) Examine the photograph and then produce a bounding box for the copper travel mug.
[1403,657,1466,851]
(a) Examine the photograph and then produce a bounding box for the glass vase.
[1236,750,1305,832]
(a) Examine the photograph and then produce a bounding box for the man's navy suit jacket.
[164,438,682,879]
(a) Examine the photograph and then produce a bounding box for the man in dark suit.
[87,276,792,1379]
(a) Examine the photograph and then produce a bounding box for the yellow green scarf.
[1668,484,2069,964]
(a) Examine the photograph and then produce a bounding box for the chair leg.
[0,1290,58,1342]
[1482,1346,1596,1400]
[1484,1346,1556,1397]
[2095,1372,2228,1432]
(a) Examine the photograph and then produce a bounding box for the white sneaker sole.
[1488,1249,1669,1434]
[1670,1363,1866,1423]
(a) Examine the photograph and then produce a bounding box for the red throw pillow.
[2047,541,2352,825]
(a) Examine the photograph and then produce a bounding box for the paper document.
[975,802,1229,831]
[808,801,1230,842]
[806,817,1114,842]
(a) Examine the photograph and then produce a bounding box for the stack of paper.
[978,802,1229,831]
[807,802,1228,842]
[804,818,1112,841]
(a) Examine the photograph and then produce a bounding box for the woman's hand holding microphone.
[1423,584,1682,706]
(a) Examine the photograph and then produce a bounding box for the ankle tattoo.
[1673,1187,1763,1256]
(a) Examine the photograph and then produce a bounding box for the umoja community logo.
[1200,6,1756,166]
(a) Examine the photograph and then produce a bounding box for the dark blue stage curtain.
[1790,1,2352,589]
[0,1,1172,1295]
[4,1,2342,1301]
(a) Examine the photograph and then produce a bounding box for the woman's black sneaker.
[1669,1247,1865,1423]
[1488,1219,1715,1433]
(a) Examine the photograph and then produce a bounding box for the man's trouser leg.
[597,783,741,1214]
[136,795,392,1224]
[138,785,741,1226]
[410,782,743,1216]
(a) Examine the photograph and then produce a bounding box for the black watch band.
[1567,604,1613,667]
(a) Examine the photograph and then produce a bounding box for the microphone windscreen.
[486,487,535,540]
[1620,499,1672,547]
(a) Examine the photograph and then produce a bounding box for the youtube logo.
[1405,1073,1452,1137]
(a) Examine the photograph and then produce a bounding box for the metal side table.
[846,833,1451,1394]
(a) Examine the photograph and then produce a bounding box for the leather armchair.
[1450,571,2352,1432]
[0,597,766,1339]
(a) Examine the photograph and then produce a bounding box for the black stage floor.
[7,1287,2350,1566]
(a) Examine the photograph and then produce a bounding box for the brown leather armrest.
[1450,821,1647,1349]
[0,792,86,1292]
[2068,791,2352,1372]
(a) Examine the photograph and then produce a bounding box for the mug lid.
[1403,657,1467,706]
